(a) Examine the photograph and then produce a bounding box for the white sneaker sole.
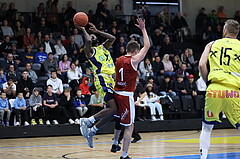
[86,136,93,148]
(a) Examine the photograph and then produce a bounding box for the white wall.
[182,0,240,34]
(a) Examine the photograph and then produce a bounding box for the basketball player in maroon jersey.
[114,18,150,159]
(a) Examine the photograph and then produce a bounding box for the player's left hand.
[135,18,145,30]
[89,23,98,33]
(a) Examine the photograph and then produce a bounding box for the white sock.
[200,122,214,159]
[113,139,118,145]
[90,125,98,134]
[122,151,128,158]
[88,116,96,124]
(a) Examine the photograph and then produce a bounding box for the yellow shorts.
[204,83,240,128]
[94,74,115,103]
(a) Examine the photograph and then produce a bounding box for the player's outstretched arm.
[132,19,150,68]
[78,26,93,58]
[199,41,214,82]
[89,23,116,49]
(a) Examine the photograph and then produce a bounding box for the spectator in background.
[152,29,164,51]
[162,54,174,77]
[112,4,124,21]
[74,89,87,117]
[17,70,33,99]
[20,46,35,66]
[234,11,240,23]
[54,39,67,59]
[173,75,187,96]
[96,0,110,24]
[202,26,215,45]
[79,77,91,105]
[65,1,77,22]
[38,18,51,37]
[60,87,80,124]
[9,44,21,64]
[3,53,19,71]
[49,0,59,24]
[159,75,176,96]
[25,63,38,84]
[62,20,73,38]
[43,85,61,125]
[0,35,11,57]
[6,65,20,84]
[159,36,174,58]
[59,54,71,83]
[175,63,189,80]
[1,19,14,38]
[34,32,43,48]
[6,2,17,24]
[67,36,79,59]
[172,12,189,42]
[116,46,126,59]
[215,25,222,39]
[217,6,227,25]
[47,71,63,96]
[0,92,10,126]
[67,62,82,91]
[13,92,29,126]
[209,10,219,28]
[172,55,182,71]
[139,58,154,83]
[35,44,48,64]
[35,2,46,21]
[88,89,104,115]
[0,68,7,90]
[185,74,197,96]
[3,77,16,99]
[146,84,164,121]
[73,59,83,77]
[42,34,56,55]
[72,28,84,48]
[49,33,56,45]
[160,7,172,27]
[152,56,164,83]
[43,52,58,77]
[196,7,208,38]
[29,88,44,125]
[144,76,159,94]
[155,12,163,28]
[115,37,126,53]
[180,49,191,68]
[14,20,25,38]
[0,3,7,22]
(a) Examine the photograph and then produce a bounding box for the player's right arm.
[199,41,214,82]
[132,19,151,68]
[79,26,93,58]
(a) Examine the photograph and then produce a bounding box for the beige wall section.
[182,0,240,34]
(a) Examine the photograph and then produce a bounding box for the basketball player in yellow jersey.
[76,23,118,148]
[199,19,240,159]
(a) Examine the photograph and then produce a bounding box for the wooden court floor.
[0,129,239,159]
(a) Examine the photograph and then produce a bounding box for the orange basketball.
[73,12,88,27]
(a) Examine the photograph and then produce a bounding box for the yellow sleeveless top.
[208,37,240,88]
[88,45,115,75]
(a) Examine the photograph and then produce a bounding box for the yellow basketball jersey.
[88,45,115,75]
[208,37,240,88]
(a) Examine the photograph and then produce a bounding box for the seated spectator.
[196,75,207,95]
[34,32,43,48]
[0,35,11,57]
[185,74,197,96]
[112,4,124,21]
[67,36,80,59]
[159,75,176,96]
[10,43,21,64]
[37,18,51,37]
[43,85,62,125]
[62,20,72,38]
[42,34,56,55]
[173,75,187,96]
[73,59,83,76]
[59,54,71,83]
[146,84,164,121]
[172,55,182,71]
[6,2,17,24]
[0,92,11,126]
[116,46,126,59]
[47,71,63,96]
[95,0,111,24]
[35,2,46,23]
[175,63,189,81]
[25,63,38,84]
[6,65,20,83]
[3,53,19,72]
[17,70,33,99]
[88,89,104,115]
[20,46,35,66]
[0,68,7,90]
[13,92,29,126]
[3,77,16,99]
[22,28,35,49]
[152,29,164,51]
[172,12,189,42]
[35,44,48,64]
[14,20,25,41]
[60,88,80,124]
[180,49,191,69]
[49,33,56,45]
[67,62,82,91]
[72,28,84,48]
[115,37,126,54]
[43,52,58,77]
[162,54,174,77]
[54,39,67,59]
[74,89,87,117]
[139,58,154,83]
[202,26,215,45]
[144,76,158,94]
[152,56,164,83]
[159,36,174,58]
[83,68,94,86]
[1,19,14,37]
[79,77,91,105]
[29,88,44,125]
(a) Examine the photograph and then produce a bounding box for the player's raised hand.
[135,18,145,30]
[89,23,98,33]
[74,23,85,31]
